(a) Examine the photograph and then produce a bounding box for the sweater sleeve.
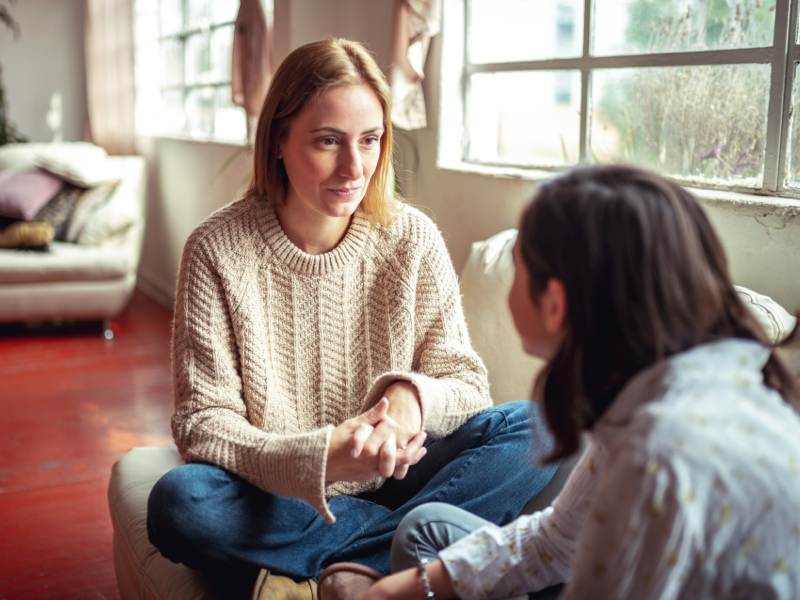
[170,229,337,522]
[362,218,493,436]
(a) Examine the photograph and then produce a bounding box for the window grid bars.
[462,0,798,195]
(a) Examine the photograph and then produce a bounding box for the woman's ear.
[542,278,567,335]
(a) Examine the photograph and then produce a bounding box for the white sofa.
[0,142,146,330]
[107,228,797,600]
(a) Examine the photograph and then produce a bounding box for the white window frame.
[134,0,270,145]
[438,0,800,198]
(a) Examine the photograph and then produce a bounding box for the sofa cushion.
[0,169,64,220]
[0,240,137,284]
[32,153,122,188]
[460,229,798,405]
[461,229,544,405]
[77,183,139,245]
[734,285,797,344]
[0,141,110,172]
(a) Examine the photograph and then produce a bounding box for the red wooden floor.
[0,290,175,600]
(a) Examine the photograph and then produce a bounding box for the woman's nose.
[338,145,362,179]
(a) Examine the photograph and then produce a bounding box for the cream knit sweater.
[171,196,492,522]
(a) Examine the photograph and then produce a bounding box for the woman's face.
[278,83,384,224]
[508,240,565,360]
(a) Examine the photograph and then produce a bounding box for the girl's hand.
[326,399,426,482]
[356,562,458,600]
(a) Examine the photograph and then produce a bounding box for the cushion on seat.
[108,446,224,600]
[461,230,798,406]
[0,241,137,284]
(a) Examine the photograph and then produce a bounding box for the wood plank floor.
[0,290,175,600]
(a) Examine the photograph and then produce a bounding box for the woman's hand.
[380,380,424,479]
[326,398,427,483]
[356,561,458,600]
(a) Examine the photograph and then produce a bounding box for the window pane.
[161,38,183,87]
[185,32,211,85]
[186,0,236,29]
[591,64,769,186]
[467,71,581,167]
[594,0,775,56]
[212,0,239,25]
[186,0,212,31]
[215,86,247,142]
[161,89,186,133]
[159,0,183,36]
[211,25,234,83]
[185,26,233,86]
[186,86,216,137]
[468,0,583,64]
[786,63,800,188]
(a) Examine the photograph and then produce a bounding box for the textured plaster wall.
[0,0,87,143]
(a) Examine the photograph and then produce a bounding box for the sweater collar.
[258,200,372,275]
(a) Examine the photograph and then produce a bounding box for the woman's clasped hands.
[326,381,428,483]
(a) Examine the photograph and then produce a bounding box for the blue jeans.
[146,401,558,585]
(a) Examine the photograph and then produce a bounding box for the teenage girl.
[358,165,800,599]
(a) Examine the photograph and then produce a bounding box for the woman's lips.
[329,187,361,198]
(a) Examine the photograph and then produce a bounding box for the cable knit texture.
[171,196,492,522]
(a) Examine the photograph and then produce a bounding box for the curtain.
[84,0,136,156]
[389,0,442,131]
[232,0,272,144]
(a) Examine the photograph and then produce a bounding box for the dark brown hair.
[519,165,799,460]
[244,38,399,225]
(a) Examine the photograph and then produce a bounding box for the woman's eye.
[363,136,380,146]
[320,137,337,146]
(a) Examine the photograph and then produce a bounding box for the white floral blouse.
[439,339,800,599]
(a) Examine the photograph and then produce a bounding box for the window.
[133,0,269,144]
[439,0,800,196]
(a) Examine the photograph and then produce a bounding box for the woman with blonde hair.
[146,38,557,598]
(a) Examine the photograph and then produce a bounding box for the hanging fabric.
[389,0,442,131]
[84,0,136,155]
[231,0,272,144]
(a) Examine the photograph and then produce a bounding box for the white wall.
[0,0,87,143]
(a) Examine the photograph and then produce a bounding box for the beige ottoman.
[108,446,224,600]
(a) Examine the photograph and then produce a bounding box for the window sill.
[436,158,800,222]
[136,132,249,148]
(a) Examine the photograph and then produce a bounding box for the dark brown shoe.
[251,569,318,600]
[317,562,384,600]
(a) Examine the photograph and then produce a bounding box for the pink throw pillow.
[0,169,65,220]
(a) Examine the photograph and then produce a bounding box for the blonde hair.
[245,38,399,226]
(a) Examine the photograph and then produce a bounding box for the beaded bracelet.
[418,559,436,599]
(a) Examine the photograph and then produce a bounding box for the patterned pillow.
[0,221,55,250]
[33,184,85,240]
[62,182,118,242]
